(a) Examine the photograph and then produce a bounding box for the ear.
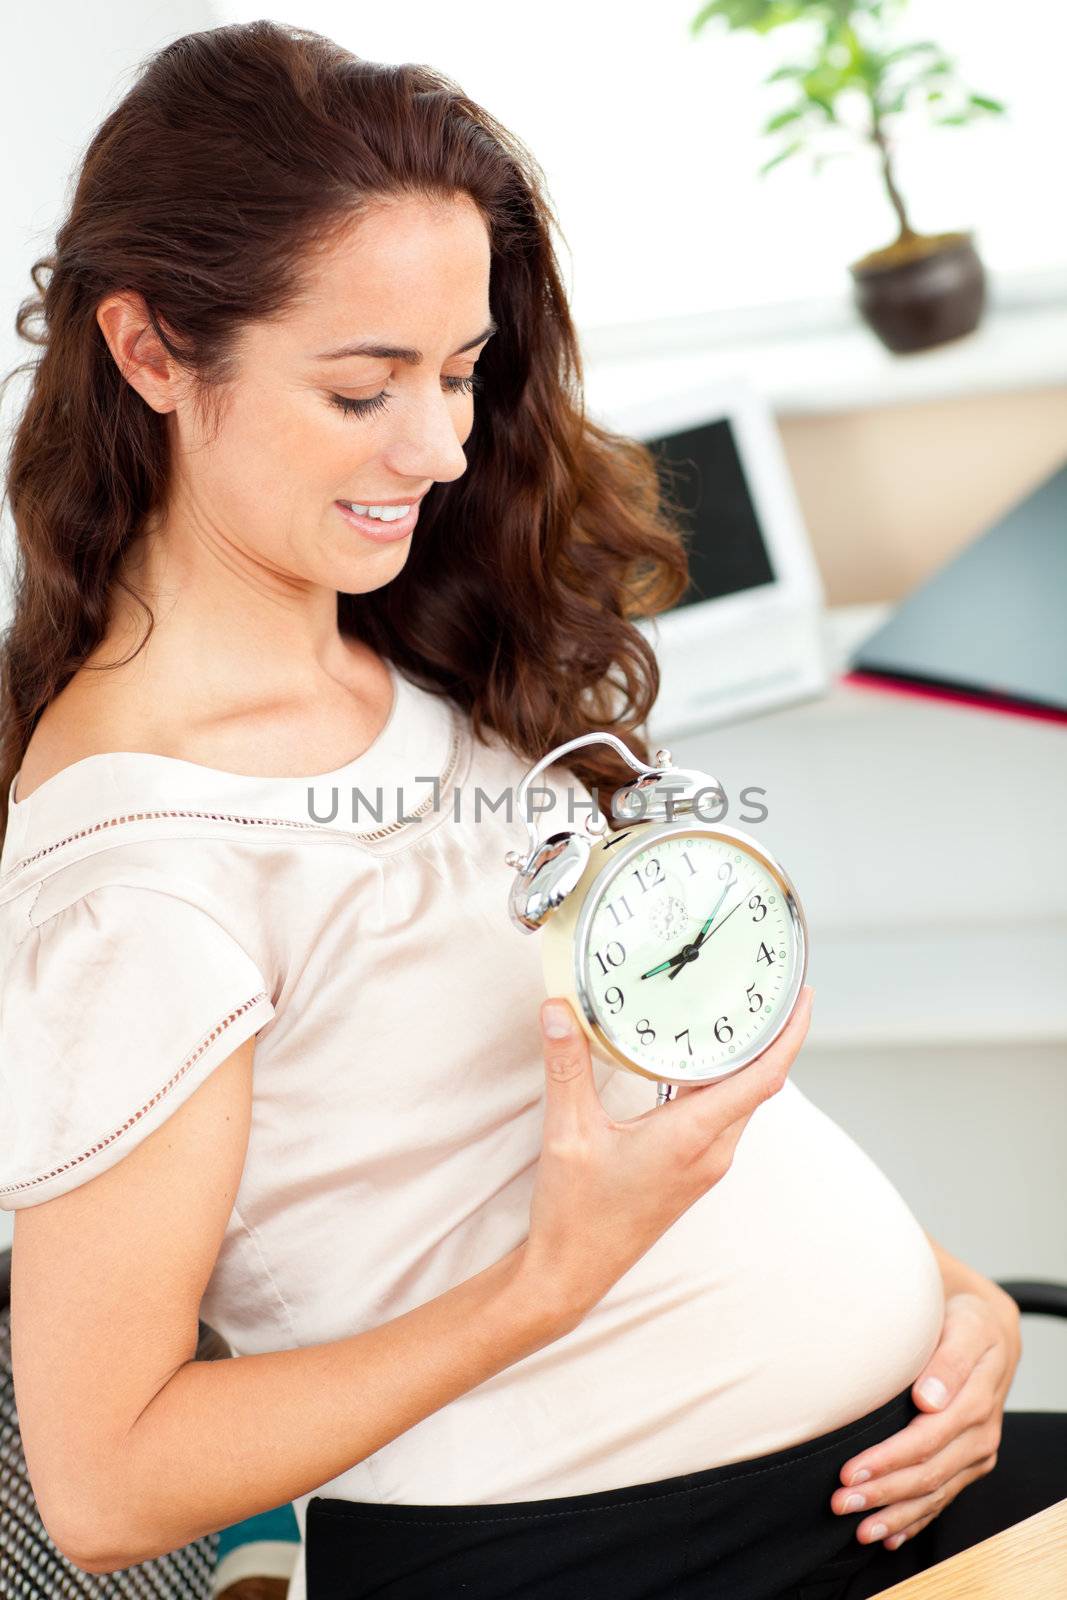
[95,291,187,415]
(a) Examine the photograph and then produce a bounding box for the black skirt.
[306,1382,1067,1600]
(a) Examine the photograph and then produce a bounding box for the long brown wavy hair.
[0,20,690,854]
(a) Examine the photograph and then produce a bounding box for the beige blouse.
[0,658,944,1600]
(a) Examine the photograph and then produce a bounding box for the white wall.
[0,0,220,626]
[214,0,1067,327]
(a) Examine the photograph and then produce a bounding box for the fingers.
[676,985,814,1136]
[540,998,589,1081]
[847,1456,991,1548]
[539,999,600,1142]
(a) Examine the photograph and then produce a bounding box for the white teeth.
[346,502,412,521]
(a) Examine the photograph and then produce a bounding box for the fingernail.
[849,1469,871,1487]
[542,1001,573,1039]
[918,1377,948,1408]
[842,1494,865,1512]
[867,1522,888,1541]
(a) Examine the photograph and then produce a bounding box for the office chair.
[2,1246,1065,1598]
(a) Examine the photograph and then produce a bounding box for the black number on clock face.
[582,832,799,1077]
[603,894,634,928]
[630,859,665,894]
[592,939,626,977]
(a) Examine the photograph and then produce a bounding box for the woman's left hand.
[831,1282,1022,1551]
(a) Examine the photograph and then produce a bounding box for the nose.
[382,383,471,488]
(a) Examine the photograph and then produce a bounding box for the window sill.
[580,277,1067,417]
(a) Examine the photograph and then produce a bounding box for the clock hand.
[640,951,688,979]
[701,896,743,940]
[642,883,734,981]
[667,896,744,979]
[693,882,733,947]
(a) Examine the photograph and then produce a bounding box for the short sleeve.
[0,885,276,1209]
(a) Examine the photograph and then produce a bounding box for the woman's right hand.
[521,985,815,1329]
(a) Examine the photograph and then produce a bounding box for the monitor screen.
[643,417,777,611]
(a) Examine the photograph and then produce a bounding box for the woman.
[0,22,1060,1600]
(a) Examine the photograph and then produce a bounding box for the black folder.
[846,456,1067,721]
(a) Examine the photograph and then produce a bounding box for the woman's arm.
[11,1035,568,1577]
[105,1241,549,1574]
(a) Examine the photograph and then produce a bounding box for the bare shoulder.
[16,634,395,799]
[15,663,154,802]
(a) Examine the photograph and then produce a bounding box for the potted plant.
[689,0,1007,353]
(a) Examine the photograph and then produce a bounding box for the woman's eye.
[330,389,392,419]
[330,371,482,419]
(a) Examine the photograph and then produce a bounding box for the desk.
[868,1496,1067,1597]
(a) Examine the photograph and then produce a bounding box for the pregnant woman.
[1,22,1062,1600]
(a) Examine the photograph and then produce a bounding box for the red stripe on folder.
[842,670,1067,726]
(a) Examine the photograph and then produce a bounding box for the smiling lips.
[340,500,412,521]
[335,498,422,541]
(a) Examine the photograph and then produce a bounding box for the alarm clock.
[505,731,808,1106]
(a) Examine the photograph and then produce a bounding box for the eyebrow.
[311,318,498,364]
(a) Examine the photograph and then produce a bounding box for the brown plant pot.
[849,231,986,354]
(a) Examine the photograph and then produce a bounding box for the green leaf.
[969,93,1006,113]
[881,40,941,64]
[689,0,726,38]
[689,0,783,39]
[762,105,805,132]
[689,0,821,38]
[759,139,803,175]
[806,90,839,120]
[751,2,810,35]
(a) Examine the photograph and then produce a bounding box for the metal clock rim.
[570,817,809,1088]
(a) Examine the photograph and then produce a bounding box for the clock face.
[578,826,804,1083]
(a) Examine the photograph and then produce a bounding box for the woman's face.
[162,191,494,595]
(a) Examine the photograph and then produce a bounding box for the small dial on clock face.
[581,830,802,1081]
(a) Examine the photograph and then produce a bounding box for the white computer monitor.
[588,376,829,739]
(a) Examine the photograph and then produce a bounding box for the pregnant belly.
[349,1076,946,1506]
